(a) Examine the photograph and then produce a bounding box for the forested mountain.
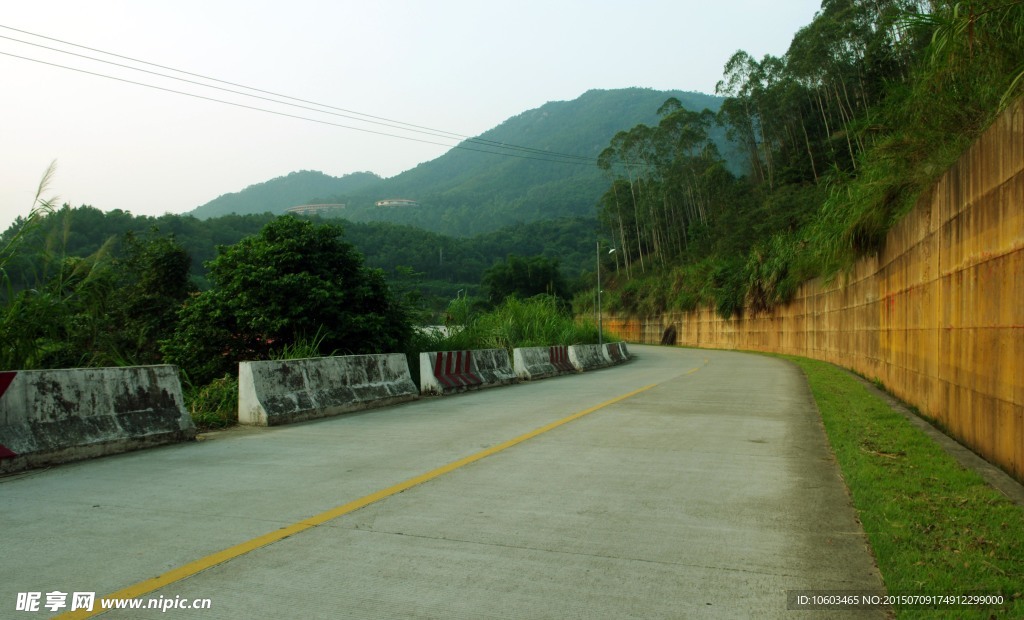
[590,0,1024,319]
[0,205,598,301]
[191,170,381,220]
[189,88,732,235]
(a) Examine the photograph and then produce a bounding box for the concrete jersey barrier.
[513,346,579,381]
[419,349,516,395]
[605,342,630,363]
[569,344,613,371]
[0,365,195,473]
[238,353,418,426]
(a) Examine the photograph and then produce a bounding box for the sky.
[0,0,822,231]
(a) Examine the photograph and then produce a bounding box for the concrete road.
[0,346,886,619]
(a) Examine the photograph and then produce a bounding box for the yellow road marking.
[58,383,657,619]
[685,358,710,375]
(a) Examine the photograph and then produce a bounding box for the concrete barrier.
[513,346,580,381]
[605,342,630,364]
[549,345,576,373]
[238,354,418,426]
[569,344,612,371]
[561,343,633,371]
[419,349,516,395]
[0,365,195,473]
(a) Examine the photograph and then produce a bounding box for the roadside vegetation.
[787,355,1024,619]
[590,0,1024,318]
[1,193,607,429]
[415,294,610,354]
[5,2,1020,437]
[0,204,599,312]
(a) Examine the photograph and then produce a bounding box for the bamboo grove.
[592,0,1024,318]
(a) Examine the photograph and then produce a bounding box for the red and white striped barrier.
[0,371,17,460]
[549,345,576,373]
[515,343,633,379]
[604,342,630,363]
[419,349,515,395]
[514,346,577,380]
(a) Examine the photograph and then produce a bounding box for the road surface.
[0,345,885,618]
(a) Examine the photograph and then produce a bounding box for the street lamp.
[597,243,615,346]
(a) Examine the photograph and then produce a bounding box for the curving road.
[0,345,886,618]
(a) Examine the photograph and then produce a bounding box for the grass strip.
[782,355,1023,619]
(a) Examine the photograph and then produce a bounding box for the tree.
[162,216,412,385]
[107,231,194,364]
[482,255,569,307]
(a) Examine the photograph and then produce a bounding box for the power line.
[0,49,599,168]
[0,24,598,165]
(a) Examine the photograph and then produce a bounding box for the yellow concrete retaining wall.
[604,100,1024,483]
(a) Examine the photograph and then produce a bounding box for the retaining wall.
[0,365,195,473]
[604,100,1024,484]
[238,354,418,426]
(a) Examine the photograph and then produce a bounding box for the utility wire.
[0,24,598,165]
[0,50,600,167]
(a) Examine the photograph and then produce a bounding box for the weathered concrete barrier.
[605,342,630,364]
[0,366,195,473]
[238,354,418,426]
[569,344,611,371]
[513,346,579,381]
[561,343,633,371]
[419,349,516,395]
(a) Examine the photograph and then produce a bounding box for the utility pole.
[597,241,603,346]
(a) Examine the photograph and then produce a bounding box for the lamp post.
[597,243,615,346]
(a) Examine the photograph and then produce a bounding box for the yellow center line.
[684,358,710,375]
[58,383,657,619]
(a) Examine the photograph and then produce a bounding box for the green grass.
[417,294,614,353]
[783,355,1024,619]
[184,374,238,431]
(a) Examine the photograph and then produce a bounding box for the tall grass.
[183,373,238,431]
[416,295,613,354]
[185,327,339,430]
[1,163,60,370]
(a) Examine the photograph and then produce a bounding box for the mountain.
[190,88,731,235]
[191,170,382,219]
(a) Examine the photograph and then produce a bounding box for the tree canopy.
[482,255,569,307]
[594,0,1024,318]
[161,216,412,384]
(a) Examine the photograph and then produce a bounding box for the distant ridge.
[190,88,731,236]
[191,170,381,219]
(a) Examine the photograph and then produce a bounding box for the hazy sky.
[1,0,821,231]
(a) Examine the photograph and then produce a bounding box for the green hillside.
[0,204,598,306]
[190,170,382,219]
[189,88,730,236]
[588,1,1024,321]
